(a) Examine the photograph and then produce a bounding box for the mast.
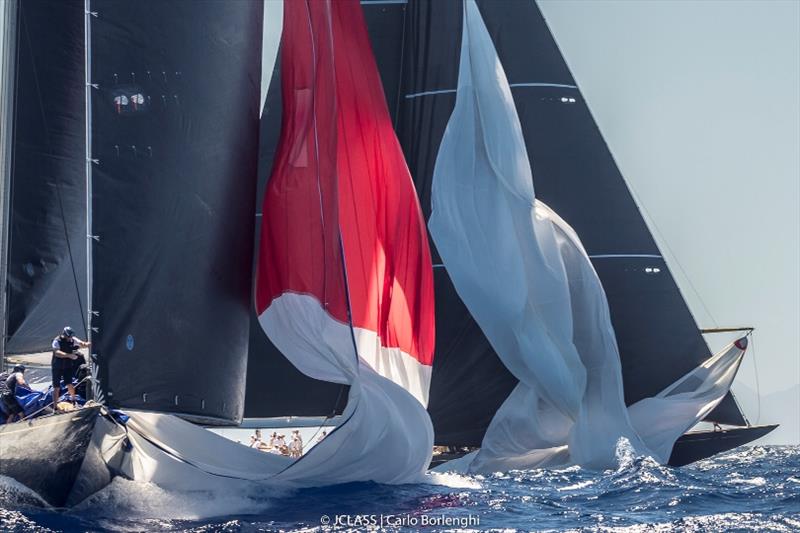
[0,0,18,363]
[84,0,94,398]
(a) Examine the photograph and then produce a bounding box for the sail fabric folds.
[4,0,87,355]
[430,0,742,472]
[254,0,435,483]
[120,365,432,487]
[628,339,747,463]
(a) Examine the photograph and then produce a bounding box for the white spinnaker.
[430,0,743,473]
[628,339,747,463]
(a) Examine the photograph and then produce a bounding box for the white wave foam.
[0,475,50,508]
[557,480,594,492]
[425,472,482,489]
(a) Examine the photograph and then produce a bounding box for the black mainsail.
[2,0,87,356]
[89,0,263,424]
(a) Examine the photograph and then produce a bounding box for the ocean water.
[1,445,798,532]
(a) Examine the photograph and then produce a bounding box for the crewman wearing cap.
[51,326,90,408]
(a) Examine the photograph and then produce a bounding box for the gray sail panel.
[90,0,262,423]
[4,0,87,355]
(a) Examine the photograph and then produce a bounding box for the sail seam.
[588,254,663,259]
[405,83,578,99]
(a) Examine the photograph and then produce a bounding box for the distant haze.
[538,0,799,443]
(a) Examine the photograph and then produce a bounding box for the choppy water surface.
[1,445,798,532]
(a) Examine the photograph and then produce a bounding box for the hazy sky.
[538,0,799,439]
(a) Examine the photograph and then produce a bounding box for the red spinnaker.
[257,0,434,404]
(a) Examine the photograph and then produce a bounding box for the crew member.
[0,364,27,423]
[51,326,90,406]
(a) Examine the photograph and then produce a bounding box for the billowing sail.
[429,0,645,471]
[628,338,748,462]
[243,0,409,419]
[394,0,748,448]
[245,13,347,420]
[90,0,263,423]
[255,0,434,479]
[426,0,747,472]
[2,0,87,355]
[256,0,435,408]
[118,0,435,489]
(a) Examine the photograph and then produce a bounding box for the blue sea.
[1,445,798,532]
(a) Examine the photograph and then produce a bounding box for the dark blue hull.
[668,424,779,467]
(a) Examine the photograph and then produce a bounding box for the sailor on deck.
[51,326,90,407]
[0,364,28,423]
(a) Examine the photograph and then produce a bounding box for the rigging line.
[305,0,329,310]
[390,0,407,129]
[21,3,87,336]
[623,177,719,329]
[326,4,360,371]
[751,330,762,425]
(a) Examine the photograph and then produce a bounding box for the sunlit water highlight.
[1,445,798,532]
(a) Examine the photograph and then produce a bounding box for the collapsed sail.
[628,338,748,462]
[257,0,435,407]
[428,0,641,470]
[90,0,263,423]
[393,0,748,451]
[255,0,434,481]
[425,0,746,471]
[2,0,87,355]
[245,7,347,419]
[244,0,412,420]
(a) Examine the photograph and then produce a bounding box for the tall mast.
[84,0,94,397]
[0,0,19,364]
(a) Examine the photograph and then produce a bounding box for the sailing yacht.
[2,0,436,503]
[0,0,777,507]
[383,0,776,469]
